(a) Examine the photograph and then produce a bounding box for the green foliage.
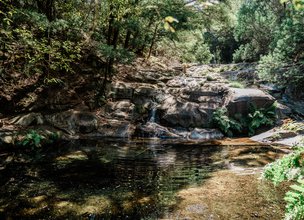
[247,103,277,135]
[233,43,258,63]
[263,146,304,220]
[213,103,277,137]
[0,2,82,79]
[157,30,213,63]
[285,179,304,220]
[233,0,304,88]
[16,129,60,149]
[201,0,242,63]
[212,107,242,137]
[233,0,281,62]
[257,6,304,87]
[0,0,200,88]
[19,130,45,148]
[263,146,304,185]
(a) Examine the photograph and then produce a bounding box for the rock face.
[225,88,275,117]
[0,64,278,140]
[45,110,98,135]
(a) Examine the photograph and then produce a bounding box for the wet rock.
[160,97,210,128]
[101,100,135,120]
[276,103,292,120]
[225,88,275,117]
[284,100,304,117]
[276,135,304,146]
[109,82,134,100]
[251,127,303,146]
[180,85,227,102]
[1,134,13,144]
[95,119,135,138]
[45,110,98,135]
[9,113,44,126]
[136,122,179,138]
[260,84,284,99]
[133,84,161,105]
[189,128,224,140]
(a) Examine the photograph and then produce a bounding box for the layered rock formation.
[0,64,279,141]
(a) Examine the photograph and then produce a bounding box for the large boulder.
[160,96,210,128]
[159,81,228,128]
[225,88,275,117]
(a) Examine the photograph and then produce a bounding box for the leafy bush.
[20,130,45,148]
[213,103,277,136]
[285,179,304,220]
[16,129,60,149]
[212,107,242,137]
[157,30,213,63]
[263,146,304,220]
[247,103,277,135]
[263,146,304,185]
[233,43,259,63]
[233,0,279,62]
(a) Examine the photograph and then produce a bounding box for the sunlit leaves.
[293,0,304,10]
[164,16,179,23]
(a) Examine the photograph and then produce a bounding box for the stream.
[0,138,289,219]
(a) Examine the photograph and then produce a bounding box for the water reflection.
[0,139,287,219]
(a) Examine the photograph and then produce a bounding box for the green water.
[0,139,286,219]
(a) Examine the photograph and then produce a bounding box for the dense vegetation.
[264,145,304,220]
[234,0,304,88]
[0,0,208,86]
[1,0,303,90]
[212,103,277,137]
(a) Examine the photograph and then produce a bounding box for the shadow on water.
[0,138,288,219]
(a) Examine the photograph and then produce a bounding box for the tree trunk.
[124,30,131,49]
[147,24,159,59]
[37,0,56,22]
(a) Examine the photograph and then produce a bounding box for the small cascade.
[148,103,158,123]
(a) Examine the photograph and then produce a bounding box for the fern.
[212,107,242,137]
[248,103,277,136]
[16,129,60,149]
[263,147,304,185]
[212,103,276,137]
[285,179,304,220]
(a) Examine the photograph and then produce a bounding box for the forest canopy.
[0,0,303,88]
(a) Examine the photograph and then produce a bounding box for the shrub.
[16,129,60,149]
[212,107,242,137]
[263,146,304,220]
[263,147,304,185]
[212,103,277,136]
[285,179,304,220]
[247,103,277,135]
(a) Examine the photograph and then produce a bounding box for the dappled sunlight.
[167,170,286,220]
[0,139,289,219]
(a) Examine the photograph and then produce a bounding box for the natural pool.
[0,138,289,219]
